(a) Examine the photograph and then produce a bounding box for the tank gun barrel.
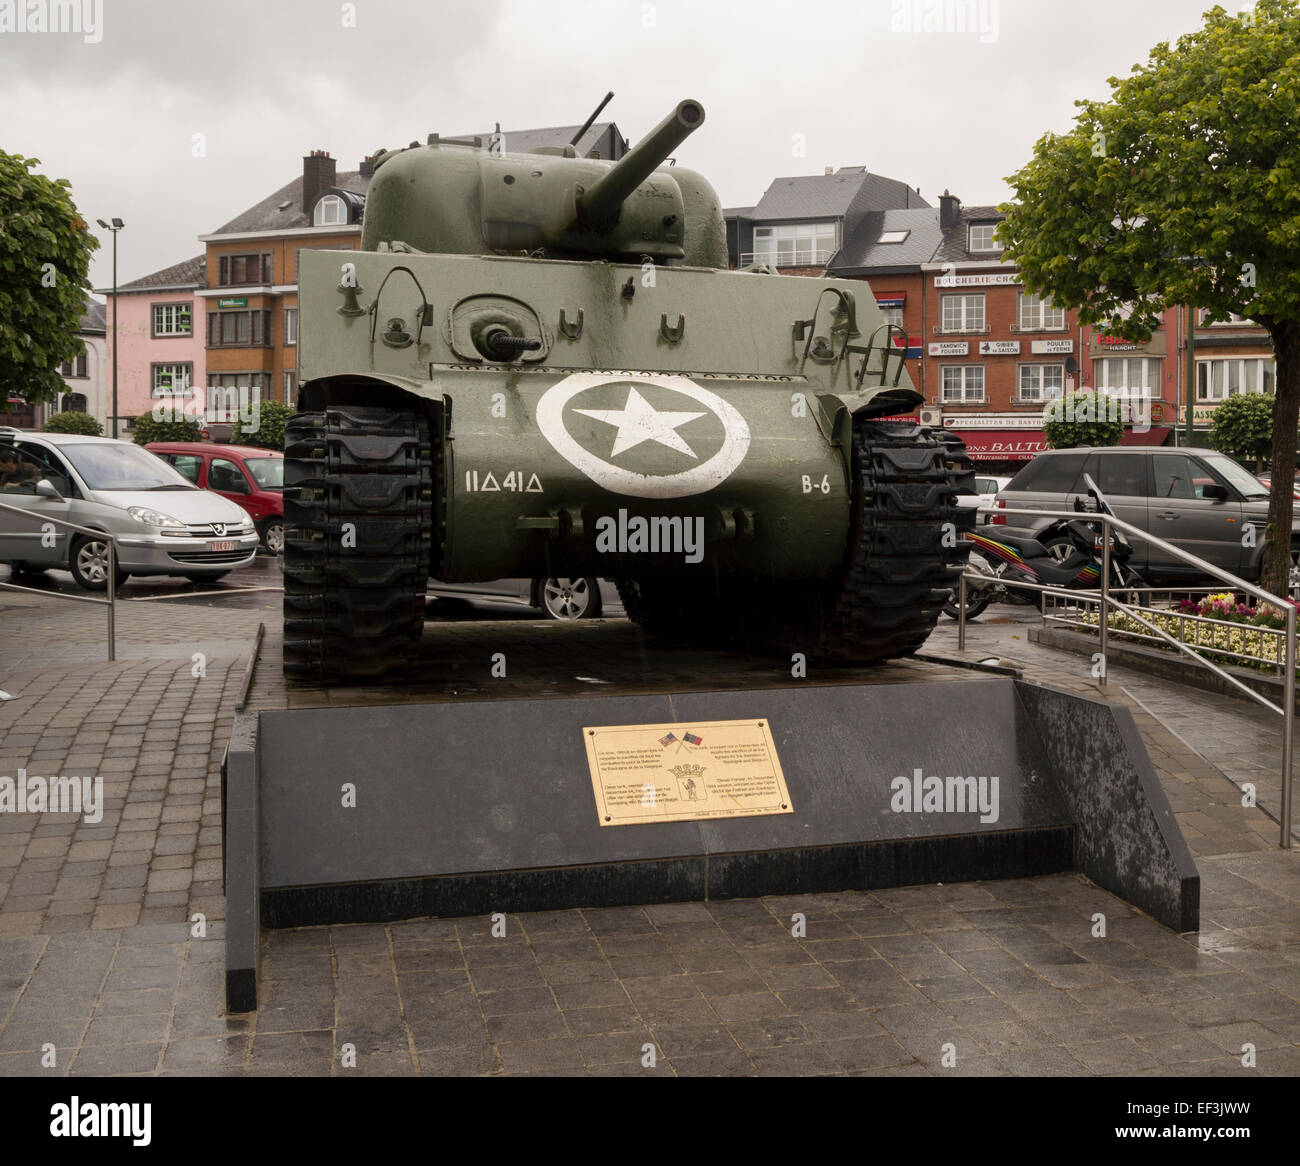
[576,99,705,228]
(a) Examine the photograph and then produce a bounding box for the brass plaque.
[584,719,792,826]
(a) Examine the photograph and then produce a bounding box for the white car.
[0,428,259,590]
[954,475,1011,524]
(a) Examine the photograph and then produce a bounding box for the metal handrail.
[0,495,117,661]
[956,505,1296,848]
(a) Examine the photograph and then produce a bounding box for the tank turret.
[360,99,724,266]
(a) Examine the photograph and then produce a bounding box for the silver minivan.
[0,429,259,590]
[992,445,1300,586]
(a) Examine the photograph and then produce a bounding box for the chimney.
[824,166,833,176]
[939,189,961,230]
[302,149,336,214]
[359,155,374,179]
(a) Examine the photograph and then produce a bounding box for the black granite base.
[222,677,1196,1011]
[260,826,1075,929]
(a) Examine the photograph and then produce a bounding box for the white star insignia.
[574,386,705,459]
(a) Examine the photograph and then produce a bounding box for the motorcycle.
[944,472,1146,620]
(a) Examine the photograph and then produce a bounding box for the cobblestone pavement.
[1,589,1296,1076]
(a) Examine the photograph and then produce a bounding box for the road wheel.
[69,535,129,591]
[538,577,601,620]
[259,517,285,555]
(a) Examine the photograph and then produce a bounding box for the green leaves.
[1042,390,1125,450]
[0,151,97,405]
[1209,390,1274,465]
[230,400,292,450]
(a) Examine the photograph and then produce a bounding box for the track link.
[282,406,433,682]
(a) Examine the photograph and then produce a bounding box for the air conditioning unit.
[919,406,944,427]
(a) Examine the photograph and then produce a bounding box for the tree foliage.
[0,151,98,404]
[997,0,1300,596]
[42,410,103,436]
[230,400,292,450]
[1209,391,1274,468]
[130,411,203,446]
[1042,390,1125,449]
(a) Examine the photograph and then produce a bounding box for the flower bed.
[1076,592,1295,675]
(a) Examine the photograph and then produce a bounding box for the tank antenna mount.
[570,91,615,148]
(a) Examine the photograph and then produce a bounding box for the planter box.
[1029,624,1299,712]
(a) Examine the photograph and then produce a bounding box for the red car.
[146,442,284,553]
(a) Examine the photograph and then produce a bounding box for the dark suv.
[993,446,1300,586]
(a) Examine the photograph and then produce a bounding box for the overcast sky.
[1,0,1241,294]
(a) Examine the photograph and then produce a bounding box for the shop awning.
[1119,427,1172,446]
[949,430,1049,461]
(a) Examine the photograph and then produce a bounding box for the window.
[209,458,250,494]
[284,308,297,346]
[877,230,909,244]
[313,194,346,226]
[206,374,266,423]
[59,354,88,378]
[1018,363,1064,402]
[207,310,273,348]
[217,252,272,286]
[878,305,903,328]
[968,223,1001,252]
[151,363,194,397]
[1199,308,1252,326]
[1151,453,1203,500]
[165,454,203,484]
[1083,452,1146,496]
[1015,451,1086,493]
[752,222,838,267]
[284,371,297,401]
[152,302,192,337]
[1196,358,1275,401]
[60,393,88,413]
[1095,357,1162,398]
[941,294,985,332]
[1018,293,1064,331]
[941,365,985,403]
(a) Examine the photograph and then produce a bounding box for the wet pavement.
[0,575,1297,1077]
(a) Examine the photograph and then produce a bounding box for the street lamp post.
[96,218,124,437]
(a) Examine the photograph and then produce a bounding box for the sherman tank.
[283,98,974,681]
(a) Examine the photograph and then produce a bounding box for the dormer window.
[313,194,346,226]
[968,223,1001,252]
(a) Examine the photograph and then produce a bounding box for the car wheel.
[69,535,129,591]
[259,518,285,555]
[943,587,992,620]
[1041,534,1075,563]
[538,577,601,620]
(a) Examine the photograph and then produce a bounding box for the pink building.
[97,255,205,436]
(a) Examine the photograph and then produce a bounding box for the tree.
[1209,391,1274,470]
[998,0,1300,596]
[0,151,98,405]
[230,400,292,450]
[1042,389,1125,449]
[43,411,103,436]
[131,411,202,446]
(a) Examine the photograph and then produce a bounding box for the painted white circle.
[536,373,750,499]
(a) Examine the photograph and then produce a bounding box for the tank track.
[618,419,974,664]
[282,406,433,682]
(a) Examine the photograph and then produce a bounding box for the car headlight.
[127,506,186,530]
